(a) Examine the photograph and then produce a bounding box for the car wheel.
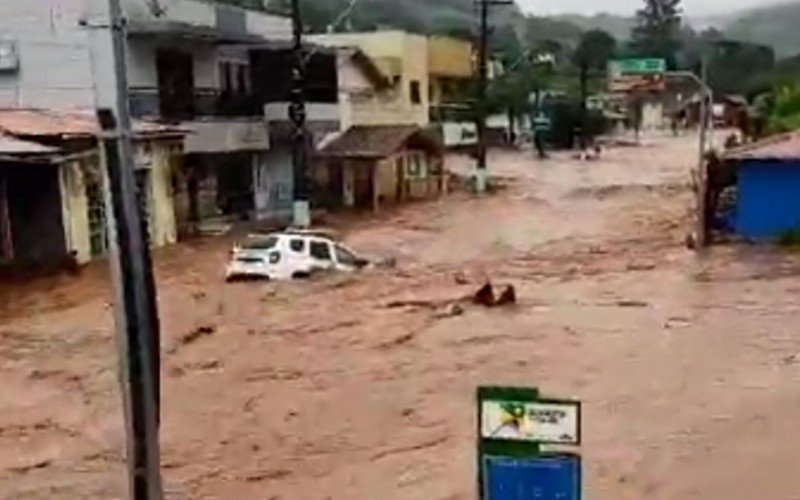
[292,271,311,280]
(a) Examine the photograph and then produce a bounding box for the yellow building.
[310,31,431,127]
[427,35,474,108]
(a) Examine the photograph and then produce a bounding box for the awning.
[317,125,442,160]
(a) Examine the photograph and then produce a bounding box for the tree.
[630,0,683,69]
[572,29,616,147]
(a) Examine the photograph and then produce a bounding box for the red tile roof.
[0,108,188,139]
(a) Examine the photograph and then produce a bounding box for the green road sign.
[611,58,666,76]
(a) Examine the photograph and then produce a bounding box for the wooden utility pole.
[475,0,512,194]
[94,0,164,497]
[290,0,310,227]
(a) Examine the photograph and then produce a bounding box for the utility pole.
[665,66,713,250]
[91,0,164,497]
[695,56,711,248]
[475,0,512,194]
[290,0,310,228]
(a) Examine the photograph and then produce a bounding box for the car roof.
[248,230,337,241]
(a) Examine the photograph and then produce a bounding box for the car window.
[289,239,305,253]
[335,245,359,266]
[310,241,332,261]
[241,236,278,250]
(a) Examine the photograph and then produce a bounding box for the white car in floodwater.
[225,230,369,282]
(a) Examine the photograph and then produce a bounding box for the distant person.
[532,112,550,159]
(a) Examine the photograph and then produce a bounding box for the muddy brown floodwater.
[3,133,800,499]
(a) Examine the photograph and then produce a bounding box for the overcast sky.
[517,0,786,17]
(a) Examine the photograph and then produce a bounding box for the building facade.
[0,109,185,269]
[0,0,340,234]
[310,31,431,128]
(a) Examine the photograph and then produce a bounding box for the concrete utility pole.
[94,0,164,497]
[290,0,310,227]
[666,66,713,249]
[475,0,512,194]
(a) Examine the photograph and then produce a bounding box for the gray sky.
[517,0,784,17]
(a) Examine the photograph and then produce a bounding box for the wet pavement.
[2,133,800,499]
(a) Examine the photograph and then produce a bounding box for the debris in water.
[473,282,517,307]
[474,283,496,306]
[434,303,464,319]
[495,285,517,306]
[615,300,649,308]
[181,325,216,345]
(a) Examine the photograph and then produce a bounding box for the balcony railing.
[129,89,262,120]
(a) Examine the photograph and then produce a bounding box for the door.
[156,49,195,118]
[330,161,344,208]
[309,239,334,272]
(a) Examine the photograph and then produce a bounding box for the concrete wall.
[0,0,290,110]
[183,119,270,154]
[60,158,92,263]
[146,139,180,247]
[0,0,96,108]
[257,145,293,217]
[59,139,179,264]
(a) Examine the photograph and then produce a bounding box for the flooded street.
[3,133,800,499]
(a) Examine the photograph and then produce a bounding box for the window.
[410,80,421,104]
[310,241,332,261]
[335,245,359,267]
[290,239,305,253]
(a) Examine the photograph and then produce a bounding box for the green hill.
[553,13,635,42]
[725,1,800,58]
[221,0,590,51]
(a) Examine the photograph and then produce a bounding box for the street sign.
[477,387,583,500]
[611,58,666,76]
[484,455,582,500]
[481,399,581,445]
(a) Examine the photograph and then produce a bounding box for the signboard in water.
[485,455,582,500]
[481,399,581,445]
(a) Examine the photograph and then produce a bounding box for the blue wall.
[736,161,800,239]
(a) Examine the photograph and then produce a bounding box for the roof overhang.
[127,20,266,45]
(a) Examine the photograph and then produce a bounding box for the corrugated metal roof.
[0,108,188,139]
[724,132,800,161]
[0,134,58,154]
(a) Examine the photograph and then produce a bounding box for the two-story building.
[427,35,478,149]
[0,0,343,238]
[308,33,447,212]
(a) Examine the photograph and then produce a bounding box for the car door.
[308,239,335,272]
[285,236,308,273]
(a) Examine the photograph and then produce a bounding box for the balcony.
[129,89,263,121]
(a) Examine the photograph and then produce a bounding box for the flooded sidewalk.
[2,134,800,499]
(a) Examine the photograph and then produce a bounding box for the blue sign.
[484,455,581,500]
